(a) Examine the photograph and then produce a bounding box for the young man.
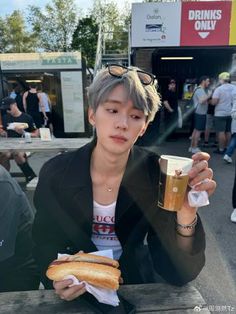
[33,64,216,302]
[0,97,39,183]
[0,165,40,291]
[189,76,212,154]
[212,72,235,154]
[223,89,236,164]
[23,83,47,128]
[37,87,54,135]
[162,79,179,140]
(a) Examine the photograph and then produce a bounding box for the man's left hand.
[178,152,216,223]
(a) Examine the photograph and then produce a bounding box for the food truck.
[131,0,236,133]
[0,52,90,137]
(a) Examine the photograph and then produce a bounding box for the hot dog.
[13,122,29,129]
[46,252,121,290]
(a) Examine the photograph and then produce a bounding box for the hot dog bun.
[67,252,119,268]
[13,122,28,129]
[47,261,121,290]
[46,253,121,290]
[7,122,29,130]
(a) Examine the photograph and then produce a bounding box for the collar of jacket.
[55,139,158,227]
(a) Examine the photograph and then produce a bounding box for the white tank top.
[91,200,122,260]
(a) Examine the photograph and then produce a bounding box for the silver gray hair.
[87,66,161,123]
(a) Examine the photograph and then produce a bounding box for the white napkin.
[188,179,210,208]
[57,249,120,307]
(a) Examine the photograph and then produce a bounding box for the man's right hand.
[14,126,25,135]
[53,279,86,301]
[0,129,7,137]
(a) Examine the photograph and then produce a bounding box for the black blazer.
[33,141,205,289]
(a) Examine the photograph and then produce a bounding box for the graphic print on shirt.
[91,201,122,260]
[92,213,118,241]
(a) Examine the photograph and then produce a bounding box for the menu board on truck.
[60,71,85,133]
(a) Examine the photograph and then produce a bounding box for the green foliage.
[71,0,131,68]
[0,10,36,53]
[89,0,129,56]
[71,16,98,68]
[27,0,78,52]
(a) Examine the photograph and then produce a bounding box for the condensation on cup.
[24,132,32,143]
[158,155,193,211]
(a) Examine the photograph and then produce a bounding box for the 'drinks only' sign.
[131,1,236,47]
[180,1,232,46]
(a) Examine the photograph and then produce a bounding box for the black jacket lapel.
[51,141,97,251]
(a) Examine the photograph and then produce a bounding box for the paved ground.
[12,135,236,311]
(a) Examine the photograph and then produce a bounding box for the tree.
[0,11,36,53]
[71,16,98,68]
[27,0,78,52]
[71,0,129,68]
[0,17,8,52]
[89,0,129,55]
[90,0,120,34]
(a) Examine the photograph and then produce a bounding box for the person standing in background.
[212,72,235,154]
[183,84,194,100]
[38,87,54,135]
[203,98,215,147]
[189,76,211,154]
[162,79,179,140]
[9,83,17,99]
[223,88,236,164]
[23,83,47,128]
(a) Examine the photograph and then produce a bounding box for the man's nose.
[115,114,128,129]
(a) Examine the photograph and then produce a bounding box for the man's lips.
[110,135,128,142]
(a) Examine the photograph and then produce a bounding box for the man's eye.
[131,115,141,120]
[107,109,117,113]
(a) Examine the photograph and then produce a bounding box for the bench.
[0,283,210,313]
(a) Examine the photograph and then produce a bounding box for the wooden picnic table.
[0,283,210,313]
[0,137,92,153]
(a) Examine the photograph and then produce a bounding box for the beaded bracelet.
[176,215,198,230]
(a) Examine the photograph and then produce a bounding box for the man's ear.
[88,107,95,126]
[139,123,149,137]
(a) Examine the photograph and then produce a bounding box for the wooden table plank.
[0,283,210,314]
[118,283,208,312]
[0,137,92,153]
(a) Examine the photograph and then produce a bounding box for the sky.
[0,0,143,17]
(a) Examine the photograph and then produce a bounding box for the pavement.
[11,135,236,311]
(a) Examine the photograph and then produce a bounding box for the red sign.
[180,1,232,46]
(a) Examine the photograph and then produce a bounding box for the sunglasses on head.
[106,64,156,86]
